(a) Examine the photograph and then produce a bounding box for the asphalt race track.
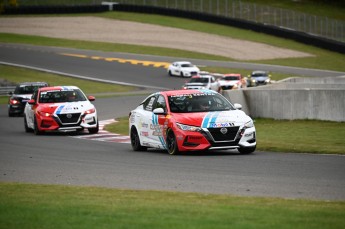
[1,43,345,201]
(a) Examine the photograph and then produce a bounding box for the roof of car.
[223,73,241,77]
[17,82,48,86]
[191,75,213,78]
[38,86,80,92]
[162,89,216,96]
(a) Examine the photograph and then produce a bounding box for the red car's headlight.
[37,110,52,117]
[84,108,95,114]
[176,123,202,132]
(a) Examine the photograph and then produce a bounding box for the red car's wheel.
[166,129,179,155]
[33,115,42,135]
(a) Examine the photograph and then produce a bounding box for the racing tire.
[168,70,173,76]
[8,110,14,117]
[238,146,256,155]
[166,129,179,155]
[88,119,99,134]
[130,127,147,151]
[33,115,42,135]
[180,72,184,77]
[24,115,32,133]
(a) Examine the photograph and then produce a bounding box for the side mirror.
[8,91,13,96]
[234,103,242,110]
[28,99,35,105]
[153,108,165,115]
[88,95,95,101]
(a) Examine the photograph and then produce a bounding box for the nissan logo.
[66,114,72,119]
[220,127,228,134]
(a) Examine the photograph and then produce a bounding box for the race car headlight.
[37,110,52,117]
[244,120,254,129]
[265,78,271,83]
[176,123,201,132]
[84,108,96,114]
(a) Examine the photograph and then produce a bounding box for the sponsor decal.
[141,122,149,128]
[141,131,149,137]
[209,122,235,128]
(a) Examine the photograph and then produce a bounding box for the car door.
[135,95,156,146]
[210,76,219,91]
[25,89,38,128]
[149,95,167,149]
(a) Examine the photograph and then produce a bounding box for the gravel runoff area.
[0,16,313,60]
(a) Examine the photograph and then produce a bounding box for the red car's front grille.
[207,126,240,141]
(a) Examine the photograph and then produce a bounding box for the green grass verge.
[105,117,345,155]
[0,65,137,95]
[1,12,345,72]
[1,183,344,229]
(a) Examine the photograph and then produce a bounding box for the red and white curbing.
[72,119,130,143]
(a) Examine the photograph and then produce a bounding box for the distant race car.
[167,61,200,77]
[218,73,244,91]
[24,86,99,135]
[182,74,219,91]
[247,71,271,87]
[8,82,48,117]
[129,89,256,155]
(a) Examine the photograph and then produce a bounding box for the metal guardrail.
[0,86,15,95]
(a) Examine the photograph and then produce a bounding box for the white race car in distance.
[167,61,200,77]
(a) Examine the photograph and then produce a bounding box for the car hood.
[218,80,240,86]
[172,110,250,127]
[185,82,207,86]
[38,101,94,114]
[253,76,268,81]
[182,67,199,72]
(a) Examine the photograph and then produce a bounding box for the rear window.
[14,84,47,94]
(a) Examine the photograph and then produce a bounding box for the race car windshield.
[222,76,239,81]
[14,85,43,94]
[189,78,208,83]
[252,72,268,77]
[181,64,194,68]
[39,89,87,103]
[168,93,234,113]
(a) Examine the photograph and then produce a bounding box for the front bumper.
[37,113,98,132]
[174,126,256,152]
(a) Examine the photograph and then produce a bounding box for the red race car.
[129,89,256,155]
[24,86,98,135]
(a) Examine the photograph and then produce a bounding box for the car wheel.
[180,72,184,77]
[24,115,32,133]
[130,127,147,151]
[33,115,42,135]
[166,129,179,155]
[88,119,99,134]
[168,70,173,76]
[238,146,256,155]
[8,110,14,117]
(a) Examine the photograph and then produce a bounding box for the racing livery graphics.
[129,90,256,155]
[24,86,99,135]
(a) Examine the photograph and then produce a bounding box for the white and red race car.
[129,89,256,155]
[217,73,244,91]
[24,86,99,135]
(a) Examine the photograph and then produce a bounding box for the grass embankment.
[1,183,344,229]
[1,12,345,72]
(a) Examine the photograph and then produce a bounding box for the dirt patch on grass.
[0,16,313,60]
